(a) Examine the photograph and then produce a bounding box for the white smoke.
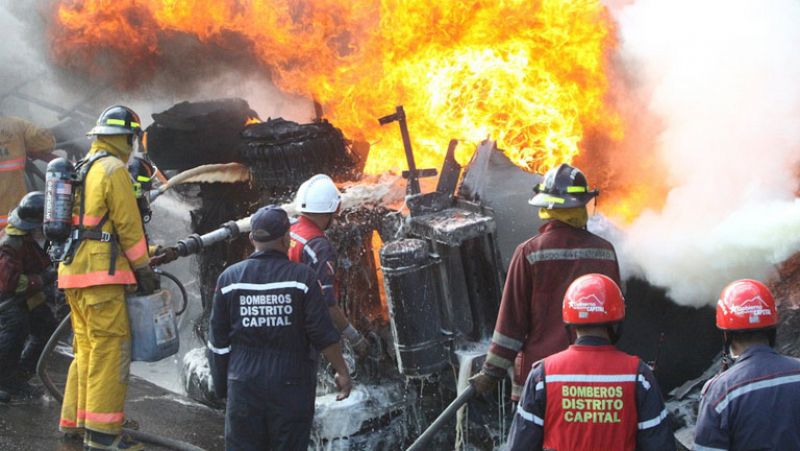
[609,0,800,306]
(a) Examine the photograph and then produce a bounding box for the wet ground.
[0,352,225,451]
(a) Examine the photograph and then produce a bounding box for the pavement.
[0,351,225,451]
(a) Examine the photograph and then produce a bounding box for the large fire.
[49,1,649,220]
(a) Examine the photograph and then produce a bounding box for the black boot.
[0,375,43,400]
[84,430,144,451]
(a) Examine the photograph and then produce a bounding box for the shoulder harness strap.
[68,151,120,274]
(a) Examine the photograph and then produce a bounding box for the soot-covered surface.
[146,98,258,170]
[240,117,361,199]
[617,278,722,394]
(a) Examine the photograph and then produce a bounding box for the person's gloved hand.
[134,266,160,294]
[350,335,371,359]
[343,324,371,358]
[150,246,179,267]
[469,370,500,395]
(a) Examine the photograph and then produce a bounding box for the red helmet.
[716,279,778,331]
[563,274,625,325]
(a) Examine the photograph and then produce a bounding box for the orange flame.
[245,116,261,126]
[49,0,621,175]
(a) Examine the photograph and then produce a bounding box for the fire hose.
[405,385,477,451]
[155,268,189,316]
[171,215,252,258]
[36,271,203,451]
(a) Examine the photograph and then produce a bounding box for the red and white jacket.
[507,336,674,451]
[288,216,338,307]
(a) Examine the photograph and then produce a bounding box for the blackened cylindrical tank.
[380,238,448,376]
[239,117,361,199]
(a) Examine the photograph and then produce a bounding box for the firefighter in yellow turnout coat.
[57,106,159,451]
[0,116,55,227]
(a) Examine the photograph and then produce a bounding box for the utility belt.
[62,220,121,275]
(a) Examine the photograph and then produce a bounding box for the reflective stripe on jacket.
[694,345,800,451]
[507,336,674,451]
[288,216,338,307]
[0,116,55,227]
[58,143,149,288]
[207,249,340,397]
[483,220,621,394]
[543,343,639,451]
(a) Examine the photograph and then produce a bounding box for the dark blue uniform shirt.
[207,249,340,397]
[507,335,675,451]
[694,345,800,451]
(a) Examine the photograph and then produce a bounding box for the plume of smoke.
[0,2,48,116]
[609,0,800,306]
[0,2,313,127]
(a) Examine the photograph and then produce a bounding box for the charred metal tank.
[239,118,362,200]
[380,238,449,377]
[407,201,502,341]
[145,98,258,170]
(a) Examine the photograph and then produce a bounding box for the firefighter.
[127,155,178,266]
[127,156,155,225]
[207,205,351,450]
[57,105,159,451]
[470,163,621,399]
[0,116,56,227]
[507,274,674,451]
[290,174,369,357]
[694,280,800,450]
[0,192,57,402]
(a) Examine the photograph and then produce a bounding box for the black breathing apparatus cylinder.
[128,156,155,223]
[43,158,77,243]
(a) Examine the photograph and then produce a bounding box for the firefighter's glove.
[351,335,371,359]
[150,246,179,266]
[134,266,160,295]
[343,324,370,358]
[469,371,500,395]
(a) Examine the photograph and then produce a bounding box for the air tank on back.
[379,238,448,377]
[43,158,76,242]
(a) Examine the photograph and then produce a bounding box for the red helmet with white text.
[716,279,778,331]
[562,274,625,325]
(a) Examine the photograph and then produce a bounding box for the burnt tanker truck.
[143,99,720,450]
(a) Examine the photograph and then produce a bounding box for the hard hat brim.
[717,324,778,332]
[298,204,340,214]
[8,209,42,231]
[528,192,597,209]
[87,125,137,136]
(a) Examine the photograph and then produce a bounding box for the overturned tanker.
[146,99,722,450]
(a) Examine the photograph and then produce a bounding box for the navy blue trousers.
[0,302,57,382]
[225,378,316,451]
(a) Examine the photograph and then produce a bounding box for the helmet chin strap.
[722,339,735,371]
[721,329,777,371]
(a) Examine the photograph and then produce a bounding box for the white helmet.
[295,174,341,213]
